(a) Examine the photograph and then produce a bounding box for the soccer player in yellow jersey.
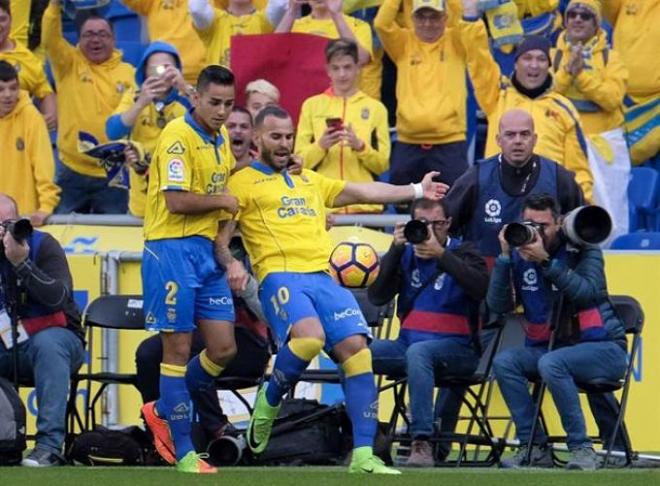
[140,65,240,474]
[217,105,448,474]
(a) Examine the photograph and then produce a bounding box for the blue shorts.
[259,272,372,353]
[142,236,235,332]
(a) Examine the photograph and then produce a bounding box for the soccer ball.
[329,241,380,288]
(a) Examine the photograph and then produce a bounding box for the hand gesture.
[318,126,344,150]
[286,154,304,175]
[461,0,479,17]
[342,124,365,152]
[29,211,50,227]
[419,171,449,200]
[566,44,584,76]
[226,259,249,292]
[498,225,511,257]
[219,191,239,216]
[123,144,141,170]
[162,66,186,92]
[413,224,444,259]
[1,228,29,266]
[137,76,168,106]
[392,221,407,247]
[326,0,342,15]
[518,231,549,263]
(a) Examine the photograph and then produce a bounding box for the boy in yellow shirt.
[0,60,59,225]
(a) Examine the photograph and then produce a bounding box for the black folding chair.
[527,295,643,467]
[381,323,506,467]
[74,294,145,429]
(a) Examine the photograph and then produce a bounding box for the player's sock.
[342,348,378,449]
[265,337,324,407]
[186,349,225,396]
[159,363,195,461]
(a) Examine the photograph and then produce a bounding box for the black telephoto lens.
[404,219,430,244]
[8,219,33,243]
[503,222,535,247]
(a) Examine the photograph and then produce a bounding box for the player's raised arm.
[332,171,449,208]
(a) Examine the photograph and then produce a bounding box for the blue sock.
[186,351,223,395]
[159,371,194,460]
[265,344,310,407]
[344,372,378,448]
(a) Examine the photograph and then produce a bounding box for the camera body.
[503,221,542,247]
[404,219,430,244]
[1,219,33,245]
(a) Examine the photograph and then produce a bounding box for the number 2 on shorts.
[165,281,179,305]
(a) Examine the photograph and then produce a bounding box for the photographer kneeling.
[368,198,489,466]
[490,194,626,470]
[0,194,84,467]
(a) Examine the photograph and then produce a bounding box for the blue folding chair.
[628,167,659,232]
[610,232,660,250]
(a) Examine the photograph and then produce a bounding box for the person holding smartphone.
[295,39,390,214]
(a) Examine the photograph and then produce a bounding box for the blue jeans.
[0,327,84,454]
[371,337,479,439]
[55,164,128,214]
[493,341,627,450]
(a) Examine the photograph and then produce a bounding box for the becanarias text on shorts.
[334,307,361,321]
[277,196,317,218]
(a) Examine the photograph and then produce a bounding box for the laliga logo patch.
[523,268,538,286]
[411,269,422,288]
[167,159,185,183]
[485,199,501,217]
[434,273,446,291]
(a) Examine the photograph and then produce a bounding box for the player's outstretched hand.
[219,193,239,215]
[420,171,449,200]
[226,259,249,292]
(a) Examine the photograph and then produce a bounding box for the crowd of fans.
[0,0,657,238]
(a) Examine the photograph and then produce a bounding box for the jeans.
[0,327,84,454]
[493,341,628,450]
[389,141,469,188]
[135,327,270,436]
[371,337,479,440]
[55,164,128,214]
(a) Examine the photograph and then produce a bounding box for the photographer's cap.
[412,0,445,14]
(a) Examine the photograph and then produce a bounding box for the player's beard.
[261,146,289,172]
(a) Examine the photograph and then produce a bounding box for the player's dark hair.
[325,38,358,64]
[0,0,10,15]
[75,10,113,36]
[196,65,235,93]
[254,105,290,129]
[523,193,560,219]
[231,106,253,126]
[0,60,18,83]
[410,198,448,219]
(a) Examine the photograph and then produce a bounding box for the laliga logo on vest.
[434,273,446,291]
[522,268,539,291]
[410,269,422,288]
[484,199,502,223]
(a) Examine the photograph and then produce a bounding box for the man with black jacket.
[0,194,84,467]
[368,197,488,467]
[445,109,584,270]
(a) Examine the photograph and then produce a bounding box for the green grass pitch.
[2,466,660,486]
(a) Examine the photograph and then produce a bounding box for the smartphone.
[325,117,343,132]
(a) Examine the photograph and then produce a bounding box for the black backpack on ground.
[67,426,163,466]
[0,377,26,466]
[251,398,351,466]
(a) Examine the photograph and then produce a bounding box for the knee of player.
[288,336,325,361]
[537,353,564,380]
[205,341,238,365]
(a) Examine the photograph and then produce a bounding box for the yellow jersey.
[291,14,373,57]
[0,40,53,98]
[196,8,273,67]
[9,0,30,47]
[111,87,190,217]
[227,164,346,282]
[144,113,235,241]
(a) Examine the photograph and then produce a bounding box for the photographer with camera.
[489,193,627,470]
[368,198,488,466]
[0,194,84,467]
[445,109,584,270]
